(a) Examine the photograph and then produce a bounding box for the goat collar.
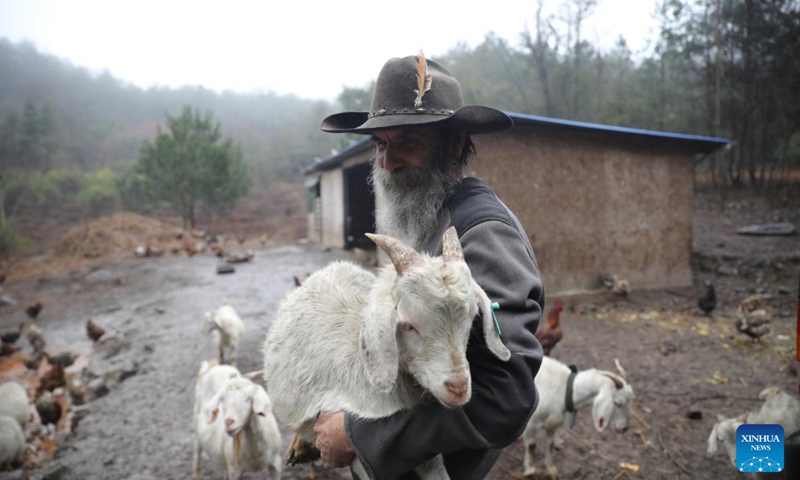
[565,364,579,413]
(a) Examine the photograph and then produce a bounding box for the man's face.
[371,129,442,173]
[368,128,463,247]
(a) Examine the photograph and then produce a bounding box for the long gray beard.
[369,160,459,248]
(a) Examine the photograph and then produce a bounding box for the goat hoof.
[522,466,538,477]
[286,434,319,466]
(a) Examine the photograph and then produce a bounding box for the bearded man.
[313,52,545,480]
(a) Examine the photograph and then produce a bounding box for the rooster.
[536,300,564,356]
[697,281,716,315]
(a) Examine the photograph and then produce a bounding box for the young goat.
[0,416,26,469]
[707,386,800,469]
[522,356,634,478]
[0,381,29,434]
[262,227,510,480]
[202,301,245,367]
[192,361,282,480]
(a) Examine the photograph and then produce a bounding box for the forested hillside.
[0,39,343,180]
[0,0,798,255]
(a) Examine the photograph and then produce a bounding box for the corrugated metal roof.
[305,114,730,174]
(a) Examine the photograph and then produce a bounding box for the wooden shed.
[304,113,728,295]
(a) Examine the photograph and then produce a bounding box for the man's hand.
[313,411,355,468]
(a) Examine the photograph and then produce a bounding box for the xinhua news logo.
[736,424,784,473]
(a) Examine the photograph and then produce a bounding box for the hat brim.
[320,105,513,135]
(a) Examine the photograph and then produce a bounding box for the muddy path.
[1,245,356,480]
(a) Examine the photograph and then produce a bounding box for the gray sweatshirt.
[346,177,545,480]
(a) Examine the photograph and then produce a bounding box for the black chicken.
[26,301,43,319]
[0,323,23,344]
[698,281,716,315]
[35,390,63,427]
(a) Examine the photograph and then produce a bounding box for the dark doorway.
[344,162,376,250]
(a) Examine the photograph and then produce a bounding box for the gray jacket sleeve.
[346,220,544,480]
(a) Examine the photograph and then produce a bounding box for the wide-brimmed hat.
[320,52,513,135]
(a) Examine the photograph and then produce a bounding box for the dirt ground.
[0,188,798,480]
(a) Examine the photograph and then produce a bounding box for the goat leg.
[522,426,538,477]
[192,434,202,480]
[544,430,559,479]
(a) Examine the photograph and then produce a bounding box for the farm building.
[304,113,728,295]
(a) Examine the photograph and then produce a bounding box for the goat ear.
[736,413,747,423]
[366,233,423,275]
[252,386,272,417]
[707,427,719,454]
[206,390,223,424]
[473,281,511,362]
[441,226,464,263]
[360,299,399,392]
[208,407,219,424]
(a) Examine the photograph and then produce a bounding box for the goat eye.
[400,323,417,333]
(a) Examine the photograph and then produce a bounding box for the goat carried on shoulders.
[262,227,511,480]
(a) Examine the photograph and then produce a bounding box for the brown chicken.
[536,300,565,356]
[38,362,66,393]
[183,236,198,257]
[86,320,106,342]
[735,294,772,343]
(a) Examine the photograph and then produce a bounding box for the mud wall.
[472,126,695,294]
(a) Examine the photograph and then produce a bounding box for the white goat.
[707,386,800,468]
[192,361,282,480]
[262,227,510,480]
[0,416,26,469]
[202,301,245,367]
[0,381,29,433]
[522,356,634,478]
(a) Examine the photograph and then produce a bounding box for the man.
[314,51,545,480]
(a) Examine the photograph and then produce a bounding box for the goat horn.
[243,369,264,381]
[599,372,624,390]
[441,226,464,263]
[366,233,423,275]
[614,358,627,378]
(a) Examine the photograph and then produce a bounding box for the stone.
[687,406,703,420]
[217,264,235,274]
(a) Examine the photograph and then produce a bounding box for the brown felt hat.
[320,53,513,135]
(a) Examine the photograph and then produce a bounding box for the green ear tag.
[490,302,502,336]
